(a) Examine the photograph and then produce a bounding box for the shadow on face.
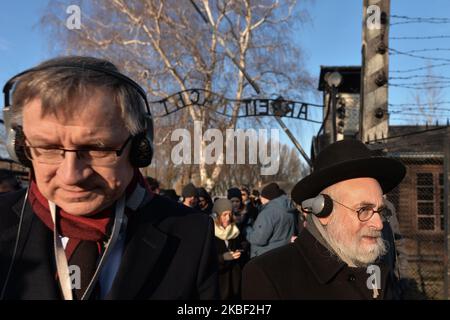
[22,89,135,215]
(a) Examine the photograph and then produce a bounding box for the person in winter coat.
[246,182,298,258]
[0,56,218,300]
[181,182,198,208]
[227,187,254,241]
[240,186,259,222]
[242,140,406,300]
[197,187,213,215]
[213,199,248,300]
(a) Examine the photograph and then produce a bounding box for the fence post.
[444,132,450,300]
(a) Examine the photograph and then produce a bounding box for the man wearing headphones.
[0,56,218,300]
[242,139,406,299]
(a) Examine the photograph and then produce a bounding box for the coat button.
[348,274,356,282]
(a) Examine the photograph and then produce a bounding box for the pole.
[444,132,450,300]
[361,0,390,142]
[331,86,338,143]
[275,117,312,168]
[190,1,312,169]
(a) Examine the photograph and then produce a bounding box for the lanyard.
[49,196,125,300]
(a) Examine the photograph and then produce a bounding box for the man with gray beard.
[242,139,406,299]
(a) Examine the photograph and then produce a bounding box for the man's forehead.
[26,129,116,144]
[329,177,383,200]
[334,177,381,188]
[22,90,121,122]
[22,95,127,141]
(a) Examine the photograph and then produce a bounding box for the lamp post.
[324,72,342,143]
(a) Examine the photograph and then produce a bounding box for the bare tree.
[41,0,314,189]
[213,142,306,195]
[410,64,445,125]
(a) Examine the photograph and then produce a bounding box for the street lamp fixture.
[325,72,342,88]
[324,72,342,143]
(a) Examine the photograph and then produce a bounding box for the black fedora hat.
[291,139,406,204]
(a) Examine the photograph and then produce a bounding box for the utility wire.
[188,0,260,94]
[390,80,450,86]
[389,107,450,113]
[389,83,450,90]
[389,48,450,62]
[389,110,450,115]
[389,101,450,106]
[391,15,450,21]
[389,107,450,111]
[390,35,450,40]
[189,0,208,23]
[390,63,450,73]
[188,1,313,166]
[397,48,450,54]
[366,126,450,144]
[390,75,450,81]
[390,15,450,26]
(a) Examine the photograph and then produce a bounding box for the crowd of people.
[142,177,300,300]
[0,56,408,300]
[1,165,301,301]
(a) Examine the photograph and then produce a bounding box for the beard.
[324,214,388,267]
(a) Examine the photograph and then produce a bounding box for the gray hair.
[10,56,147,135]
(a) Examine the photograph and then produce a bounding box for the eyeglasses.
[328,196,392,222]
[24,136,132,167]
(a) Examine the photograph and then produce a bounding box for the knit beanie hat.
[197,187,210,199]
[182,183,198,198]
[261,182,284,200]
[227,187,242,201]
[213,198,233,215]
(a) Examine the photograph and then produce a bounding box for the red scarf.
[29,169,152,259]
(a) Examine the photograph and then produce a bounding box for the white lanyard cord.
[49,196,125,300]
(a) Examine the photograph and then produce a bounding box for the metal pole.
[274,116,312,168]
[361,0,390,142]
[189,0,260,94]
[190,1,312,169]
[331,86,337,143]
[444,133,450,300]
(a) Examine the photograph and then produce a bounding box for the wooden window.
[415,171,445,232]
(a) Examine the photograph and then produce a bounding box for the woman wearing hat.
[227,187,254,241]
[213,199,248,300]
[197,187,213,215]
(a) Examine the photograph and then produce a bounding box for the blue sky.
[1,0,450,160]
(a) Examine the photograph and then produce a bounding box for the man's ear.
[318,214,332,226]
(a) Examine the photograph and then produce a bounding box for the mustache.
[360,229,383,238]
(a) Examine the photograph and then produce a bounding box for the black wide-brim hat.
[291,139,406,204]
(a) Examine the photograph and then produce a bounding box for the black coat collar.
[12,191,173,300]
[105,217,168,299]
[104,196,173,299]
[293,228,347,284]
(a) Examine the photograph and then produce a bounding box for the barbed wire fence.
[385,13,450,299]
[388,14,450,125]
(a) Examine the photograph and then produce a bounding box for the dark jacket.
[242,228,400,300]
[246,194,298,258]
[244,200,259,222]
[0,189,219,300]
[215,231,248,300]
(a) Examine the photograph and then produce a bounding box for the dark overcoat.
[0,190,219,300]
[242,228,400,300]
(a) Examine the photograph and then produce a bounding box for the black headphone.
[2,63,154,168]
[301,194,334,218]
